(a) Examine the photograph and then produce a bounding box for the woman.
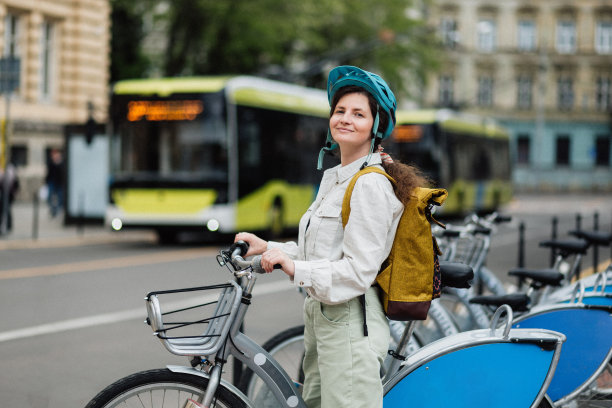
[235,66,426,408]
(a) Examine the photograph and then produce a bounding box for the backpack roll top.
[341,166,448,321]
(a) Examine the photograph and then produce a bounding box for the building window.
[477,19,496,52]
[556,135,571,166]
[596,76,611,111]
[557,77,574,110]
[438,75,454,107]
[3,14,20,57]
[40,20,55,100]
[556,20,576,54]
[477,75,494,107]
[595,21,612,54]
[10,144,27,166]
[440,17,458,49]
[518,20,536,51]
[595,135,610,167]
[516,134,530,164]
[517,75,533,109]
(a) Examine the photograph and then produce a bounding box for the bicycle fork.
[200,362,223,408]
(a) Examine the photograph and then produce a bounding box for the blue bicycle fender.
[383,342,555,407]
[513,307,612,402]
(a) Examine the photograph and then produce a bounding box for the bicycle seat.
[508,268,564,287]
[473,227,491,235]
[441,229,461,238]
[538,239,589,256]
[439,261,474,289]
[469,293,531,312]
[568,230,612,247]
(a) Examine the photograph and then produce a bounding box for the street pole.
[0,92,11,235]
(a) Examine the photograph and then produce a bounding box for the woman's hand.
[260,248,295,278]
[234,232,267,257]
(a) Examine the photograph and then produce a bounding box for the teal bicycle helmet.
[318,65,397,170]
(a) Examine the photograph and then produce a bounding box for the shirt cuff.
[267,241,284,250]
[292,260,312,288]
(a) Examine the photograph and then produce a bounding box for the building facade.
[0,0,110,199]
[425,0,612,192]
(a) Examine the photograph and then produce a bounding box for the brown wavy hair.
[330,86,429,202]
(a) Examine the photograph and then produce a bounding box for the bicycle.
[440,229,612,407]
[85,241,565,408]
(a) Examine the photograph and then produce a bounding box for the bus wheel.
[267,198,284,239]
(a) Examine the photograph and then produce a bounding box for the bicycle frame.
[384,307,564,408]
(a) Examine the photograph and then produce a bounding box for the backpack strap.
[341,166,396,337]
[341,166,396,228]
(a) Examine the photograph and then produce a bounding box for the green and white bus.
[388,109,512,215]
[106,76,331,242]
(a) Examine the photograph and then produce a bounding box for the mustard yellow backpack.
[342,166,448,321]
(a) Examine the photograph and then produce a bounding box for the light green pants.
[302,286,390,408]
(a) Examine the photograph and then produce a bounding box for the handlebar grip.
[229,240,250,256]
[494,214,512,223]
[251,256,283,274]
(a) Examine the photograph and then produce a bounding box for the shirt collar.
[335,152,383,184]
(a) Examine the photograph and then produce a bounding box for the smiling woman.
[234,66,429,408]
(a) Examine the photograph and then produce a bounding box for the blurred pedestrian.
[0,162,19,232]
[45,148,65,217]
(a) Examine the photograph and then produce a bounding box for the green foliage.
[110,0,442,99]
[109,0,153,82]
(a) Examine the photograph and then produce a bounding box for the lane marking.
[0,279,293,343]
[0,247,219,280]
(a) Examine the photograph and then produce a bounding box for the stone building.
[425,0,612,191]
[0,0,110,199]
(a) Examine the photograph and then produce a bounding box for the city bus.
[106,76,331,242]
[387,109,512,215]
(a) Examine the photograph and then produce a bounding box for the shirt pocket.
[312,203,343,257]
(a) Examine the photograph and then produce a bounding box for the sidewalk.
[0,201,155,250]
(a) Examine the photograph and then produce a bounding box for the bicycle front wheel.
[85,368,246,408]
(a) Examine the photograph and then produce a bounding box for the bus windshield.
[111,91,227,185]
[389,124,441,183]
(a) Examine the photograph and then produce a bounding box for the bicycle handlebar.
[220,241,282,276]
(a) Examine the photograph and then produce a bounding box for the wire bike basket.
[145,280,242,356]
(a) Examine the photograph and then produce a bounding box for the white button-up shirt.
[268,153,403,304]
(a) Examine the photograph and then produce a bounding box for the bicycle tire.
[85,368,246,408]
[238,325,305,403]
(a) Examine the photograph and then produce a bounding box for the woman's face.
[329,92,374,154]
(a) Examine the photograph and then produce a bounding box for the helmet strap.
[317,129,338,170]
[360,137,377,170]
[372,110,380,139]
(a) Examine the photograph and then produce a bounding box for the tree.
[109,0,154,82]
[112,0,441,99]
